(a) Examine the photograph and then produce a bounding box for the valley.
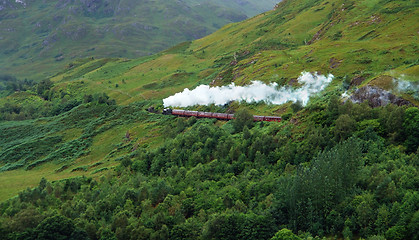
[0,0,418,239]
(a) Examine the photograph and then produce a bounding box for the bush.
[233,109,254,133]
[385,225,407,240]
[334,114,356,141]
[271,228,301,240]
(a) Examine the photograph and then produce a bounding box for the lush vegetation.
[0,0,418,239]
[0,77,116,121]
[0,75,116,121]
[0,99,418,239]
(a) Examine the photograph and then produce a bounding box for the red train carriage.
[212,112,234,120]
[253,115,265,121]
[163,108,281,122]
[262,116,282,122]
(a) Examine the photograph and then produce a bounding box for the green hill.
[1,0,418,201]
[0,0,418,239]
[0,0,277,80]
[22,0,419,105]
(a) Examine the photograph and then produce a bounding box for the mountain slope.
[0,0,418,239]
[0,0,419,201]
[0,0,417,204]
[44,0,419,106]
[0,0,278,80]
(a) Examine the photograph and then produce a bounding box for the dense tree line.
[0,75,35,93]
[0,98,418,239]
[0,76,115,121]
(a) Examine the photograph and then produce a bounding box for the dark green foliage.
[0,74,116,120]
[0,102,417,239]
[288,139,362,234]
[403,107,419,153]
[326,95,340,124]
[408,210,419,240]
[34,215,83,240]
[202,213,276,240]
[170,220,201,240]
[36,79,53,99]
[0,75,35,93]
[290,101,303,113]
[202,214,245,240]
[233,109,254,133]
[271,228,301,240]
[334,114,356,141]
[385,225,407,240]
[331,31,342,41]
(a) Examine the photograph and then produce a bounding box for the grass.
[0,162,89,202]
[0,103,168,201]
[0,0,418,202]
[7,1,416,109]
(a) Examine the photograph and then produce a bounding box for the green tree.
[233,109,254,133]
[8,207,43,232]
[202,213,245,240]
[290,138,362,232]
[385,225,407,240]
[239,214,276,240]
[99,226,117,240]
[181,198,195,218]
[407,210,419,240]
[334,114,356,141]
[39,177,47,191]
[403,107,419,152]
[170,220,201,240]
[271,228,301,240]
[291,101,303,113]
[385,105,405,142]
[327,95,340,123]
[34,215,88,240]
[375,205,390,234]
[36,79,53,99]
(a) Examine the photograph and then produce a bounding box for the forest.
[0,94,418,240]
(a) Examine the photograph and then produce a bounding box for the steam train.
[162,108,282,122]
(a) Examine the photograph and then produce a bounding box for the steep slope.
[0,0,278,80]
[0,1,418,239]
[0,0,418,204]
[45,0,419,106]
[183,0,280,17]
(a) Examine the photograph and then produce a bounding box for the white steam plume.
[393,77,419,92]
[163,72,334,107]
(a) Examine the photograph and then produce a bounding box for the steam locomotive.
[162,108,282,122]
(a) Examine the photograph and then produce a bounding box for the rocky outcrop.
[349,86,411,107]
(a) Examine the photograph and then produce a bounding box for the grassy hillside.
[1,0,418,201]
[0,0,418,239]
[44,0,419,105]
[0,0,277,80]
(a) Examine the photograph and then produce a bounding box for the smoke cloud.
[393,77,419,100]
[163,72,334,107]
[393,77,419,92]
